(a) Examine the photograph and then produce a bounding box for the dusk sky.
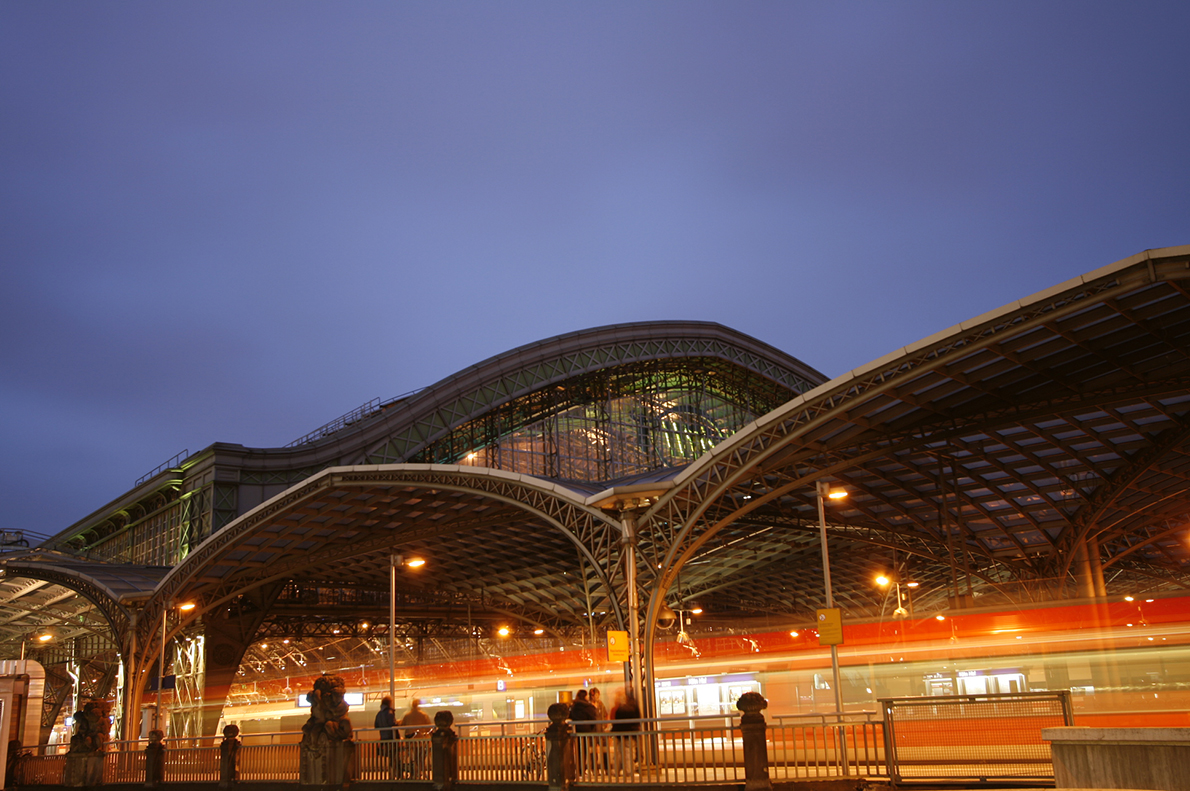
[2,2,1188,540]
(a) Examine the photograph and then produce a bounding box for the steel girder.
[634,247,1190,650]
[135,465,626,689]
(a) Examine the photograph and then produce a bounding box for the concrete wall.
[1042,727,1190,791]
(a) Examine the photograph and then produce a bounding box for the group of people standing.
[370,687,642,780]
[568,687,640,778]
[373,697,432,778]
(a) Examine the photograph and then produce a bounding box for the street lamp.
[390,554,425,703]
[20,631,52,661]
[815,480,847,714]
[905,581,919,617]
[156,601,196,732]
[875,575,909,617]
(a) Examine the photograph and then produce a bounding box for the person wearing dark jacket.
[374,697,397,777]
[569,689,600,776]
[569,689,598,731]
[610,688,641,778]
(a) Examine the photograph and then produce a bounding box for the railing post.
[64,699,111,787]
[545,702,574,791]
[737,692,772,791]
[430,711,458,791]
[219,724,240,788]
[144,730,165,788]
[298,674,355,789]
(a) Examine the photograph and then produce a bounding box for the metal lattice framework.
[636,246,1190,642]
[137,466,628,671]
[5,253,1190,735]
[352,322,823,465]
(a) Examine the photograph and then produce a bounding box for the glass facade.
[415,359,797,484]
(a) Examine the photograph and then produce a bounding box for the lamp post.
[816,480,847,714]
[156,602,196,732]
[875,575,909,618]
[905,581,918,618]
[20,631,52,661]
[389,554,425,704]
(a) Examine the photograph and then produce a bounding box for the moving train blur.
[206,594,1189,739]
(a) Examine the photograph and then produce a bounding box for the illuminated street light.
[391,553,426,703]
[875,574,909,617]
[157,600,198,732]
[815,480,848,714]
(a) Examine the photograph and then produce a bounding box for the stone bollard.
[64,699,111,787]
[219,724,240,788]
[144,730,166,787]
[298,674,355,789]
[737,692,772,791]
[544,702,574,791]
[430,710,458,791]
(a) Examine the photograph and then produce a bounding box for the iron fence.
[19,714,883,786]
[880,690,1074,784]
[20,698,1069,787]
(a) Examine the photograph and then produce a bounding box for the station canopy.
[2,246,1188,682]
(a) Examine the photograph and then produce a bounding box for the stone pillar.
[737,692,772,791]
[298,674,355,789]
[63,699,111,788]
[431,711,458,791]
[144,730,166,787]
[545,702,574,791]
[219,725,240,788]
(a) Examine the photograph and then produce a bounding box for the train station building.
[3,245,1189,745]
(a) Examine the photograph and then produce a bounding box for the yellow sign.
[816,608,843,645]
[606,630,630,662]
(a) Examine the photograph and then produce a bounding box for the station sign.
[816,608,843,645]
[606,630,630,662]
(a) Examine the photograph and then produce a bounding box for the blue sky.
[2,1,1188,538]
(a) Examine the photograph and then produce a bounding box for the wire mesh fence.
[881,691,1073,782]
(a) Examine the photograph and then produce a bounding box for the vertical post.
[620,513,643,708]
[737,692,772,791]
[815,483,844,715]
[544,702,573,791]
[157,603,168,732]
[430,710,458,791]
[390,553,397,704]
[817,481,849,776]
[122,612,138,740]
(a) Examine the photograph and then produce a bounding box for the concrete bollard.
[737,692,772,791]
[144,730,166,788]
[431,710,458,791]
[219,724,240,788]
[545,702,574,791]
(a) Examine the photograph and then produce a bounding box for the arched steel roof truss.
[638,246,1190,633]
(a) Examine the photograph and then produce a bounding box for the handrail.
[134,449,191,486]
[285,389,423,448]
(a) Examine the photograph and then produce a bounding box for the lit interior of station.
[3,245,1189,747]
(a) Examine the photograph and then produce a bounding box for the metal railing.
[881,690,1073,783]
[17,713,885,787]
[17,695,1076,787]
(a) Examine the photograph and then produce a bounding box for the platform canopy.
[1,248,1188,716]
[638,245,1190,636]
